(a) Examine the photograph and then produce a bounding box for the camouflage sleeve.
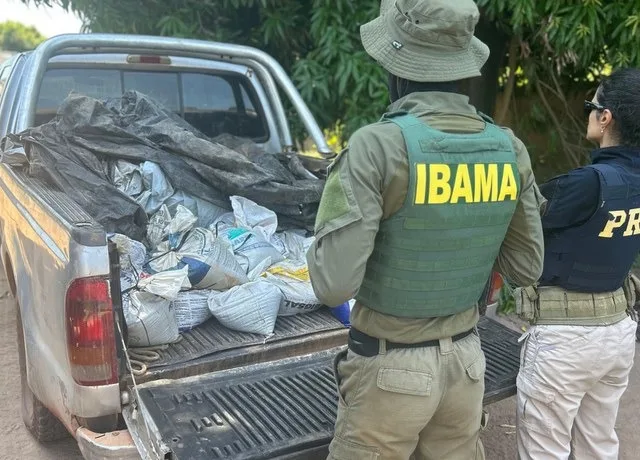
[306,130,384,307]
[493,129,545,286]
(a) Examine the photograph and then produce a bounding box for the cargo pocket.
[328,436,380,460]
[465,352,486,383]
[455,335,486,384]
[517,378,556,438]
[376,368,432,396]
[333,349,349,406]
[518,329,540,376]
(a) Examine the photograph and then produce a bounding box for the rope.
[126,336,183,376]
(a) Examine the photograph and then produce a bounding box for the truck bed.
[129,316,521,460]
[153,310,345,369]
[131,309,349,384]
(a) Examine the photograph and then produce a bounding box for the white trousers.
[516,317,637,460]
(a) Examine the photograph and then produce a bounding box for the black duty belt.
[348,327,476,358]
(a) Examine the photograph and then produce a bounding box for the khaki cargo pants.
[327,332,487,460]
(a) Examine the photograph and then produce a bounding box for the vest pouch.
[514,286,539,322]
[533,286,628,326]
[623,273,640,322]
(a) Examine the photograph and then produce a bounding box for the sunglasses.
[584,100,605,118]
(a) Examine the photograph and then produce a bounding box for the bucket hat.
[360,0,490,82]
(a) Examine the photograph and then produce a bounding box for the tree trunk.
[495,37,519,124]
[462,15,510,117]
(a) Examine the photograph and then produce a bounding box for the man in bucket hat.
[307,0,545,458]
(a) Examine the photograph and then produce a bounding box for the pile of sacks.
[110,189,322,348]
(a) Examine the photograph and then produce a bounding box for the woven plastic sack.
[263,260,323,316]
[273,230,314,260]
[165,191,229,228]
[125,292,180,347]
[111,160,143,197]
[109,233,148,291]
[136,161,175,215]
[222,228,284,274]
[120,270,139,292]
[230,195,277,242]
[137,266,191,297]
[171,290,213,332]
[229,195,290,257]
[147,204,197,250]
[207,280,283,335]
[149,228,249,290]
[109,233,147,273]
[124,266,189,347]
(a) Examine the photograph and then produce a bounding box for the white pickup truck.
[0,34,522,460]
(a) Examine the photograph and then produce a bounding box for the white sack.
[137,266,190,299]
[123,266,190,347]
[125,291,180,347]
[111,160,143,196]
[171,290,212,332]
[165,205,198,247]
[149,228,249,290]
[147,204,197,249]
[210,212,235,234]
[147,205,172,249]
[274,230,314,260]
[120,270,139,292]
[165,191,229,228]
[264,261,323,316]
[222,228,284,274]
[109,233,147,273]
[108,233,148,292]
[247,257,274,282]
[207,280,283,335]
[136,161,174,214]
[148,240,180,273]
[230,195,278,241]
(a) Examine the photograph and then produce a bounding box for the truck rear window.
[36,67,268,141]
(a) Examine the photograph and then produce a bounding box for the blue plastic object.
[331,302,351,327]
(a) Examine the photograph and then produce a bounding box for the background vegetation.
[26,0,640,177]
[22,0,640,312]
[0,20,45,51]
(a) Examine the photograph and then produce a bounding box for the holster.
[513,285,539,322]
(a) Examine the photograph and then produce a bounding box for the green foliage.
[496,283,516,315]
[0,21,46,51]
[24,0,640,155]
[292,1,387,136]
[477,0,640,80]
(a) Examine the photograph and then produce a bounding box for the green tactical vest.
[356,112,520,318]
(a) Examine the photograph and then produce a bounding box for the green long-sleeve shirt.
[307,91,544,342]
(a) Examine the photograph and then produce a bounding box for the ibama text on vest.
[414,163,519,205]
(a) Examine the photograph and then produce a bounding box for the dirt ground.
[0,274,639,460]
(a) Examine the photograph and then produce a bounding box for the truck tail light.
[66,277,118,386]
[488,272,504,305]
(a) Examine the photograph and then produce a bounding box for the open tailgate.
[122,317,521,460]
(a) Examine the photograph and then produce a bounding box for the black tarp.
[1,91,325,240]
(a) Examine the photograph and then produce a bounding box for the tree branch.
[495,37,519,125]
[534,80,582,168]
